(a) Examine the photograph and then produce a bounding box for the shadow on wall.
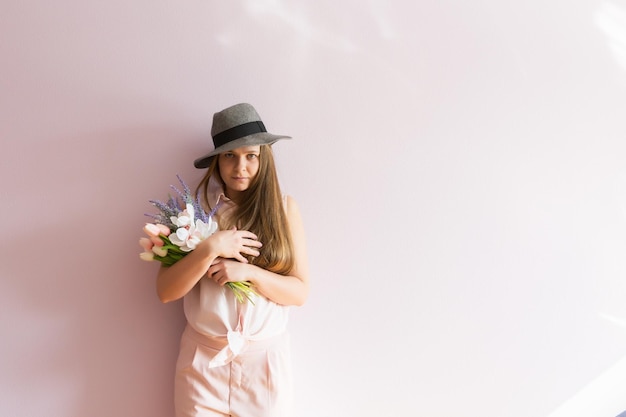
[0,126,208,417]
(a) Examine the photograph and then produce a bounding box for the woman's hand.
[156,227,261,303]
[208,258,252,286]
[203,227,262,263]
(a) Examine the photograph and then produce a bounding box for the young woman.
[156,103,309,417]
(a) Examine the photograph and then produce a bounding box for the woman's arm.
[156,228,262,303]
[208,196,310,306]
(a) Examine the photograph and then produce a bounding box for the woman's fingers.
[242,237,263,248]
[233,253,249,263]
[209,229,262,260]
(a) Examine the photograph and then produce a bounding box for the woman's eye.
[247,154,258,159]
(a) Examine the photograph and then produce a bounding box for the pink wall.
[2,1,626,416]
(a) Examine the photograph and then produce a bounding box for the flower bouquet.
[139,175,257,303]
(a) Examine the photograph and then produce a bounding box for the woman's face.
[218,145,261,199]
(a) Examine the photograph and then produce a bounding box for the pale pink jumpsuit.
[174,177,293,417]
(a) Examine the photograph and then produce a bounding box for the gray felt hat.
[194,103,291,169]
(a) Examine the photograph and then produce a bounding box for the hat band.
[213,121,267,148]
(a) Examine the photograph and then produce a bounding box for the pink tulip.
[139,251,155,261]
[156,224,171,236]
[152,245,168,257]
[143,223,161,237]
[150,236,164,247]
[139,237,153,251]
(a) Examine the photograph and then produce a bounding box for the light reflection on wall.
[547,5,626,416]
[595,2,626,75]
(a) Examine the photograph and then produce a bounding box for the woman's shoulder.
[282,194,295,207]
[282,195,302,217]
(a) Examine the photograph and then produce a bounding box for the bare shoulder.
[284,195,299,211]
[283,195,304,223]
[284,195,308,259]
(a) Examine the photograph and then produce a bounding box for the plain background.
[2,1,626,416]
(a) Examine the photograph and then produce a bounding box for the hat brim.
[194,132,291,169]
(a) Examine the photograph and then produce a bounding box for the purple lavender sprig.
[145,199,178,229]
[169,174,193,206]
[167,193,182,213]
[145,175,211,227]
[171,174,211,224]
[193,190,211,224]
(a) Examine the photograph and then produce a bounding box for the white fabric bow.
[208,330,249,368]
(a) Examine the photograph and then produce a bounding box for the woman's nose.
[235,157,247,171]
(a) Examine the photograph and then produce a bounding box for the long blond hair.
[196,145,294,275]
